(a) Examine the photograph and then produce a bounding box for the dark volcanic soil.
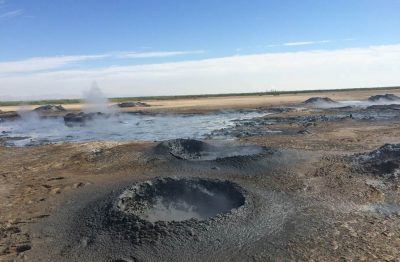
[33,105,66,113]
[155,138,268,161]
[115,177,245,222]
[353,144,400,179]
[117,102,150,108]
[27,157,310,261]
[368,93,400,102]
[303,96,337,105]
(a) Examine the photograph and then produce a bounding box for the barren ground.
[1,89,400,261]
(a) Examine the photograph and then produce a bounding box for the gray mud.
[116,177,245,222]
[154,139,268,161]
[7,102,400,261]
[28,176,307,261]
[117,102,150,108]
[352,144,400,179]
[26,146,318,261]
[368,93,400,102]
[33,104,66,113]
[209,106,400,139]
[303,96,338,105]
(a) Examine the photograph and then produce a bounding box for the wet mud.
[154,139,268,161]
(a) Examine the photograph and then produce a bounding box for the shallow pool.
[0,110,269,146]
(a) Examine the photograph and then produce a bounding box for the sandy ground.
[1,88,400,113]
[1,89,400,261]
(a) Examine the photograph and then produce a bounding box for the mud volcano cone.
[155,138,267,161]
[303,97,337,105]
[354,143,400,178]
[155,139,213,160]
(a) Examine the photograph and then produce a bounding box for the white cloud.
[283,41,314,46]
[117,50,205,59]
[0,50,205,75]
[0,9,23,19]
[282,40,331,46]
[1,44,400,99]
[0,55,107,74]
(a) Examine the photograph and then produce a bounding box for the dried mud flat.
[1,91,400,261]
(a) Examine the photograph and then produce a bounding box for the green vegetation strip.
[1,86,399,106]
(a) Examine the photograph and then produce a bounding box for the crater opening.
[155,138,265,161]
[116,177,245,222]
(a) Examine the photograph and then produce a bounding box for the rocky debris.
[256,107,296,113]
[0,224,29,257]
[298,129,312,135]
[15,244,31,254]
[368,94,400,102]
[0,136,31,147]
[354,144,400,179]
[366,104,400,110]
[207,114,355,139]
[33,104,66,113]
[207,126,284,139]
[0,111,20,122]
[303,97,337,105]
[330,106,354,110]
[206,107,399,140]
[63,112,108,127]
[117,102,150,108]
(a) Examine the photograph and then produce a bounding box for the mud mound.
[155,139,266,161]
[33,104,66,113]
[156,139,209,160]
[354,144,400,178]
[303,97,337,105]
[63,112,108,127]
[117,102,150,108]
[116,177,245,222]
[368,94,400,102]
[31,174,301,261]
[0,111,20,121]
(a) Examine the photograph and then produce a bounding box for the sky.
[0,0,400,100]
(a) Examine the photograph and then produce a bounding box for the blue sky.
[1,0,400,99]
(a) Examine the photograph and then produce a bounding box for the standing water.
[0,111,270,146]
[0,84,270,146]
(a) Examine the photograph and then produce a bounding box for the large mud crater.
[116,177,245,222]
